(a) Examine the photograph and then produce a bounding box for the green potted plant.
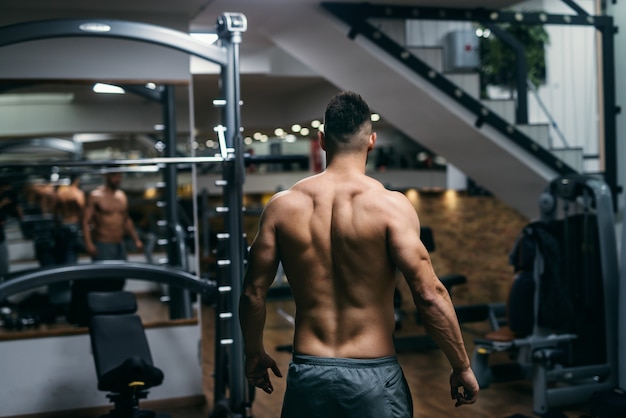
[478,20,550,99]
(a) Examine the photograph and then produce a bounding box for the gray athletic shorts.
[94,241,127,261]
[281,355,413,418]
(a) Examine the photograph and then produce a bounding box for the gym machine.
[0,262,217,418]
[0,13,253,417]
[471,174,620,415]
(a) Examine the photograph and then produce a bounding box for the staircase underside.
[251,3,562,218]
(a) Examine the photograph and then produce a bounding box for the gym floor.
[199,291,591,418]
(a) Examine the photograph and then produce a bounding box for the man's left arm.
[122,194,143,251]
[124,216,143,250]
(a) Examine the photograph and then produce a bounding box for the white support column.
[446,163,467,191]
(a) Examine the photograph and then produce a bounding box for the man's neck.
[325,152,368,175]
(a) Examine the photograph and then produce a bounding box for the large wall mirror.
[0,78,206,334]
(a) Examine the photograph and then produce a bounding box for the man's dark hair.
[323,91,372,152]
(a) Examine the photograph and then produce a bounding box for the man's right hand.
[450,367,479,407]
[85,242,97,257]
[245,351,283,394]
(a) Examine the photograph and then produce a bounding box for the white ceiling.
[0,0,524,138]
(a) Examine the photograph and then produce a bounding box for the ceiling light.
[291,124,302,133]
[274,128,285,137]
[93,83,125,94]
[300,128,310,136]
[284,134,297,143]
[311,120,321,128]
[79,22,111,33]
[371,113,381,122]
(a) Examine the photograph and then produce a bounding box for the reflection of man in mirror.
[69,170,144,326]
[82,171,143,261]
[0,179,23,281]
[54,173,85,264]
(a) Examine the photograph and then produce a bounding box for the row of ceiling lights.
[243,113,382,145]
[194,113,382,150]
[92,82,385,150]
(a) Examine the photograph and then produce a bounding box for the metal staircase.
[255,2,616,218]
[408,42,585,173]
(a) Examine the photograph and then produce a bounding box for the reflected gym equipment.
[0,262,216,418]
[0,13,252,417]
[87,291,165,418]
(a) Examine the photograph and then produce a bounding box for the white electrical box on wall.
[443,30,480,73]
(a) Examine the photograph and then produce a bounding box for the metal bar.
[600,21,620,207]
[122,84,164,102]
[483,22,529,125]
[562,0,589,16]
[0,154,308,168]
[527,79,570,148]
[0,137,80,154]
[162,85,192,320]
[0,261,216,300]
[218,12,249,414]
[0,18,228,65]
[321,3,606,26]
[588,177,619,388]
[213,247,228,402]
[0,156,225,168]
[201,189,211,260]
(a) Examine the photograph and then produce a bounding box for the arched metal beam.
[0,18,228,66]
[0,261,217,300]
[0,137,80,155]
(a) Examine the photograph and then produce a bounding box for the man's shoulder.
[89,186,105,198]
[364,188,417,223]
[267,188,309,210]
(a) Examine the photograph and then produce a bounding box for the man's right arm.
[239,197,283,394]
[82,193,96,256]
[386,193,478,406]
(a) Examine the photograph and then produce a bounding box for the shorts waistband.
[292,354,398,368]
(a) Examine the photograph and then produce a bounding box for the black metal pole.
[483,22,529,125]
[217,13,249,416]
[163,85,192,319]
[600,19,620,209]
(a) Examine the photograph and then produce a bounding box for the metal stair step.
[446,73,480,99]
[551,147,584,173]
[516,124,551,149]
[480,99,516,124]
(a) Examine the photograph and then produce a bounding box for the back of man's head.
[323,91,372,153]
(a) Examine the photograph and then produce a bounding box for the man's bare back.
[268,170,406,358]
[56,183,85,224]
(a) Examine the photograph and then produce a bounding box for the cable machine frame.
[0,14,251,417]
